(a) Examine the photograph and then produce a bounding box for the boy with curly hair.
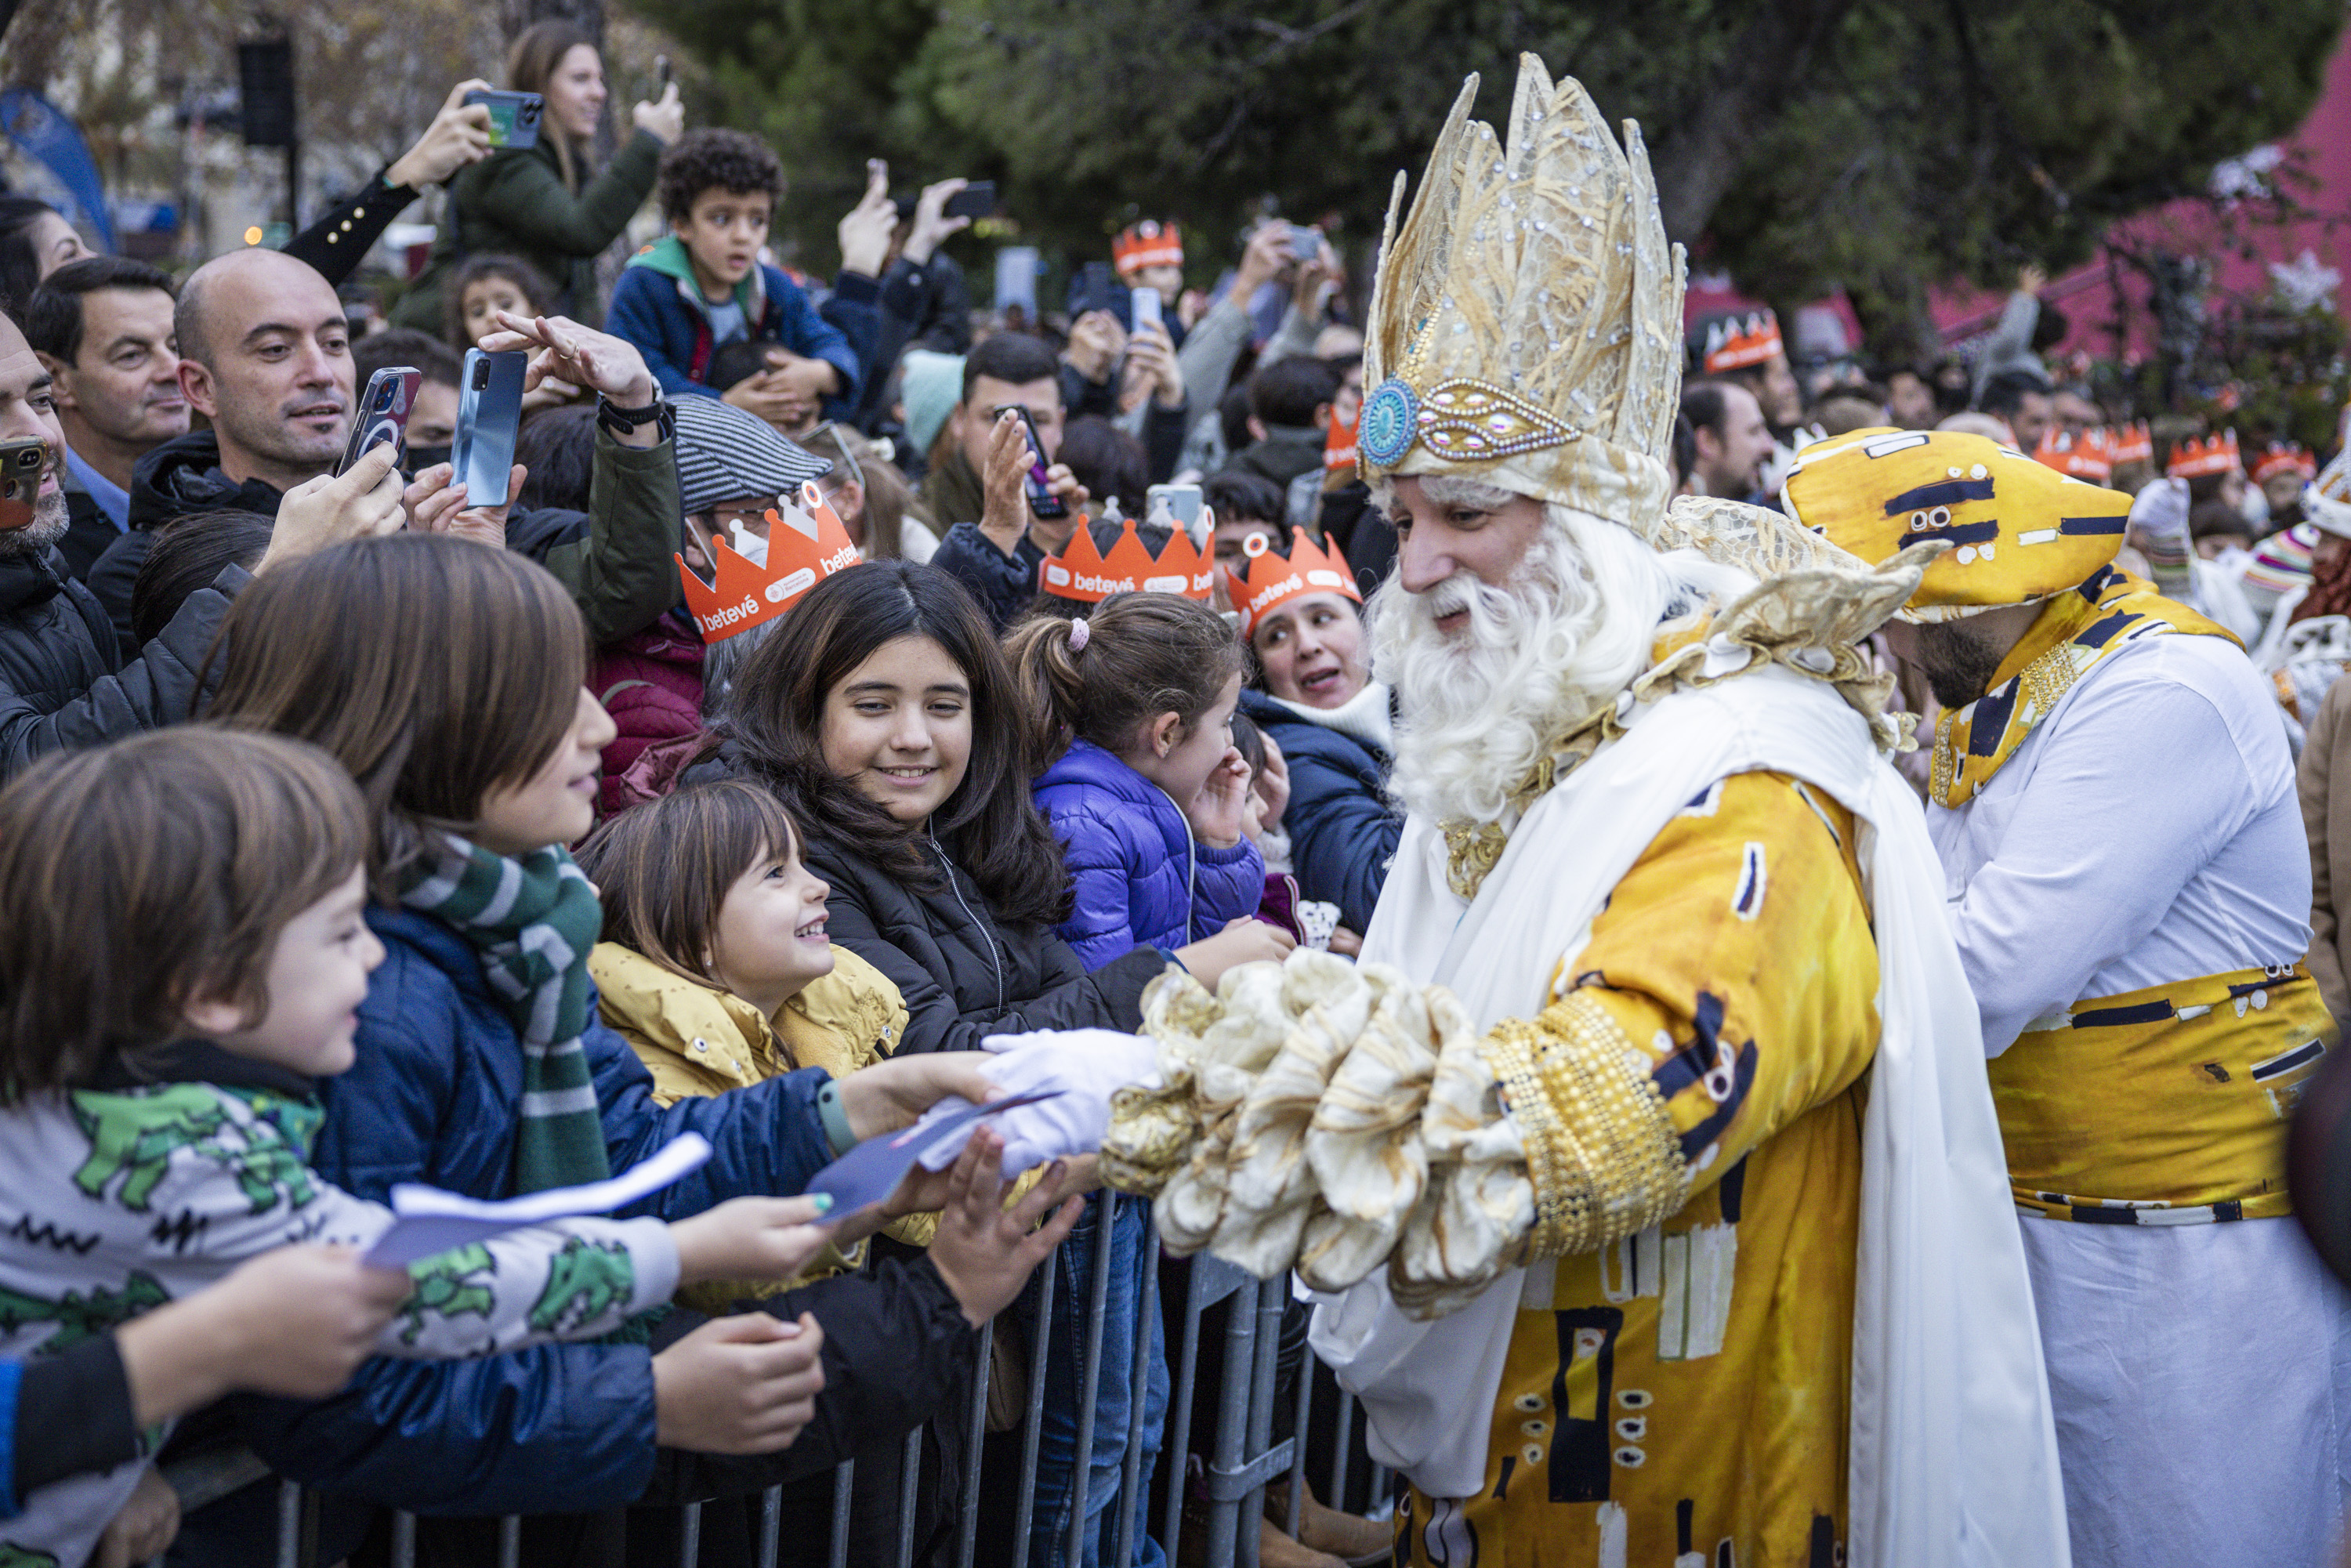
[606,128,860,429]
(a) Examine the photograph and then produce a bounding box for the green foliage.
[636,0,2343,352]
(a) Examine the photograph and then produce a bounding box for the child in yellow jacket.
[580,780,929,1305]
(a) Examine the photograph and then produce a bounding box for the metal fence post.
[1009,1244,1058,1566]
[677,1501,702,1568]
[1067,1194,1119,1567]
[1328,1389,1355,1516]
[957,1316,994,1568]
[273,1481,302,1568]
[1113,1214,1161,1568]
[1200,1269,1259,1567]
[759,1485,782,1568]
[496,1514,522,1568]
[828,1461,856,1568]
[1285,1314,1313,1540]
[897,1425,923,1568]
[1240,1276,1284,1568]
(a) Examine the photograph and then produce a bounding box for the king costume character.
[1794,427,2351,1568]
[1086,55,2069,1568]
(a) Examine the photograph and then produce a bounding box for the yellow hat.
[1783,427,2132,621]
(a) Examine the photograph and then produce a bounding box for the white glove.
[2128,475,2190,547]
[911,1029,1159,1175]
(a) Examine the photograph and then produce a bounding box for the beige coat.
[2298,673,2351,1027]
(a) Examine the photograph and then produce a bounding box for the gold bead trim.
[1487,993,1687,1258]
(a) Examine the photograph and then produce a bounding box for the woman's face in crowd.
[545,45,608,143]
[29,212,89,283]
[1252,592,1367,708]
[462,277,531,348]
[473,687,616,855]
[820,634,973,827]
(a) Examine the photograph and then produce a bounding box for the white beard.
[1370,502,1683,827]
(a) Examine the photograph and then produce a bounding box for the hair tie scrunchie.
[1067,617,1090,653]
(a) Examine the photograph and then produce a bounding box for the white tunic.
[1929,629,2351,1568]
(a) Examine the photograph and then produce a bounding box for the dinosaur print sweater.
[0,1049,678,1568]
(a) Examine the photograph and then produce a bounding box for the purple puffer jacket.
[592,609,705,817]
[1033,739,1264,969]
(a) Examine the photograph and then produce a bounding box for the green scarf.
[400,835,609,1193]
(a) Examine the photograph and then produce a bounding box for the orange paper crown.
[1112,219,1183,277]
[1037,517,1215,603]
[1324,403,1358,473]
[2166,429,2241,479]
[2033,426,2114,483]
[1698,310,1784,375]
[1223,531,1360,640]
[2109,421,2154,466]
[677,481,862,642]
[2252,440,2317,485]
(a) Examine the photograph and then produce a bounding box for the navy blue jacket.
[605,237,861,423]
[1240,688,1400,935]
[233,904,835,1514]
[1033,739,1262,969]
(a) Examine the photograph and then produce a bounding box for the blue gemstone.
[1360,378,1420,467]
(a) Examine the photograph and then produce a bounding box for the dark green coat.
[392,130,663,334]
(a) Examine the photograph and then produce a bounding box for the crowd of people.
[1,24,2349,1568]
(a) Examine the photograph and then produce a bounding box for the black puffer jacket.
[0,544,243,780]
[85,430,284,657]
[800,831,1163,1056]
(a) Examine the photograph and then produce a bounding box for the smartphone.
[452,349,528,509]
[1071,260,1120,321]
[1145,481,1201,536]
[1286,223,1322,263]
[655,54,673,89]
[943,180,996,220]
[1130,285,1162,335]
[994,404,1067,521]
[463,89,543,151]
[337,366,422,477]
[0,437,44,532]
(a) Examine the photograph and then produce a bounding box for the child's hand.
[91,1463,179,1568]
[1185,746,1253,849]
[1175,915,1297,989]
[1254,730,1291,829]
[652,1311,825,1454]
[671,1195,835,1285]
[927,1131,1086,1326]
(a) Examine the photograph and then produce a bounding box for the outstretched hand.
[926,1130,1087,1325]
[404,461,525,548]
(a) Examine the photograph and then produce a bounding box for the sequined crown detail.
[1696,310,1784,375]
[1358,54,1685,534]
[1038,518,1215,603]
[2166,429,2241,479]
[1224,531,1360,639]
[677,480,860,642]
[2252,441,2317,484]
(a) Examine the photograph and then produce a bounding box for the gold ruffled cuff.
[1485,993,1688,1258]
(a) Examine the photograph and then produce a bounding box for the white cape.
[1308,664,2069,1568]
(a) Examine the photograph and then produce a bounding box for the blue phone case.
[453,349,528,509]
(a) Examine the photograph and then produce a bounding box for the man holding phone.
[925,334,1092,629]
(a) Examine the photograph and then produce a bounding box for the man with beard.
[1097,56,2065,1568]
[1791,426,2346,1568]
[0,305,404,776]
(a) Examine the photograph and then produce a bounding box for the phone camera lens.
[473,361,491,390]
[376,384,396,410]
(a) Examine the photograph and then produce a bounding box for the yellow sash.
[1991,965,2335,1222]
[1931,567,2238,807]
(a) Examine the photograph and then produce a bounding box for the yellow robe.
[1404,771,1881,1567]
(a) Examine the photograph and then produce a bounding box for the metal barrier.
[154,1196,1397,1568]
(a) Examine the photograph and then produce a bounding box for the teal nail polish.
[812,1193,834,1215]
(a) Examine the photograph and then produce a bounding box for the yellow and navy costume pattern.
[1402,771,1880,1568]
[1995,963,2335,1222]
[1926,564,2238,807]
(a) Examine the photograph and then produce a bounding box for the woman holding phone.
[394,20,684,334]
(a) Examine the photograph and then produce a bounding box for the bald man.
[0,302,403,776]
[78,250,352,650]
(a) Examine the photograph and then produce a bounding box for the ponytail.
[1005,592,1243,768]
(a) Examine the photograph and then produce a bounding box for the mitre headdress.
[1357,54,1685,534]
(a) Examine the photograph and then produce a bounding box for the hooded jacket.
[605,234,861,420]
[79,430,282,657]
[1032,738,1263,969]
[1239,686,1400,935]
[0,541,244,781]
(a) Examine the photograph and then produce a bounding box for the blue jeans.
[1013,1191,1169,1568]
